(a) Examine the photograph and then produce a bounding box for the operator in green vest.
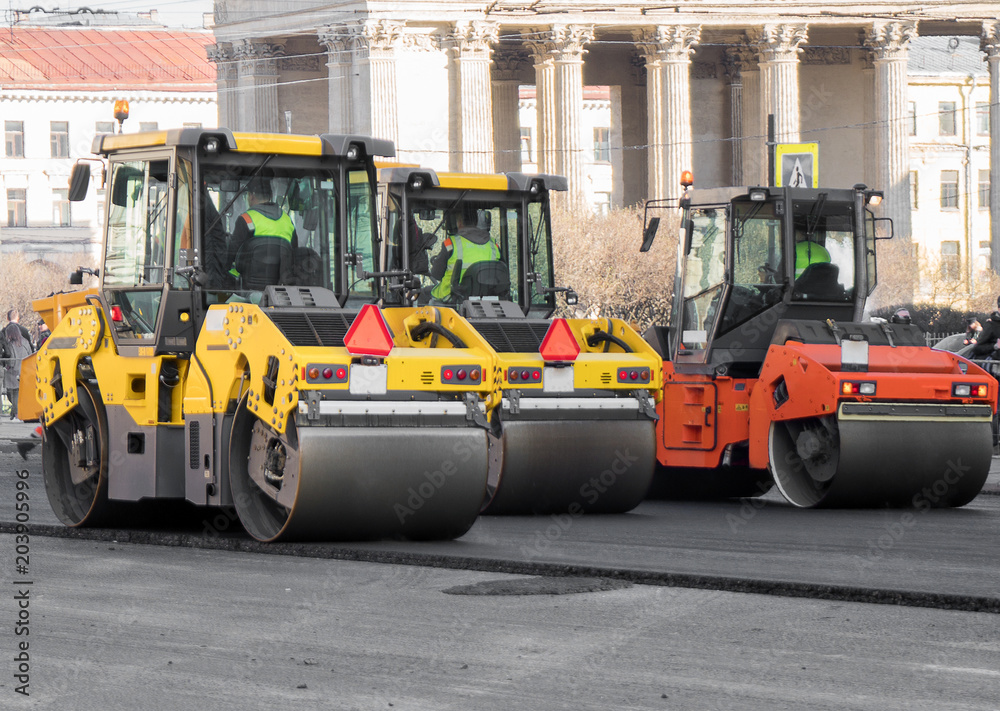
[794,238,831,279]
[228,177,296,283]
[429,206,499,302]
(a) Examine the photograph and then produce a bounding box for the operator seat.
[792,262,844,301]
[236,237,295,290]
[454,260,510,300]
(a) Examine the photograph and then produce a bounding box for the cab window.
[717,201,784,334]
[346,168,376,305]
[104,159,169,288]
[103,158,170,340]
[790,200,855,302]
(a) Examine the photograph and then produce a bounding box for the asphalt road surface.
[1,424,999,709]
[1,537,998,711]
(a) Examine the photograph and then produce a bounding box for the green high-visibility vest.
[432,235,499,300]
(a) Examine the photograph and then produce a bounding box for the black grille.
[189,421,199,469]
[469,319,551,353]
[268,311,354,347]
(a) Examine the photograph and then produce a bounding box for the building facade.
[0,24,217,261]
[908,36,993,303]
[210,2,999,269]
[518,86,616,212]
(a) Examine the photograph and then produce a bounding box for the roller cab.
[642,182,996,507]
[378,168,661,515]
[35,129,495,541]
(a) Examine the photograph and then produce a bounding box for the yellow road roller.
[34,129,500,541]
[376,168,662,514]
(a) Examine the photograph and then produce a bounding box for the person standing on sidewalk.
[0,309,33,420]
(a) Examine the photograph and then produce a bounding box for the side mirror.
[874,216,894,240]
[640,217,660,253]
[68,163,91,202]
[70,266,100,284]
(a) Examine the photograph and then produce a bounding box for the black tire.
[41,381,113,526]
[228,392,290,541]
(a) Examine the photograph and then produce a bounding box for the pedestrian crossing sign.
[775,143,819,188]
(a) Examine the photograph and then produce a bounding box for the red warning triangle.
[344,304,394,357]
[539,318,580,362]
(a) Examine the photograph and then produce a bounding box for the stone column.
[861,51,876,189]
[620,52,647,206]
[724,44,755,186]
[754,23,808,155]
[445,21,499,173]
[492,49,529,173]
[865,20,917,241]
[351,20,402,145]
[741,62,763,185]
[319,26,353,134]
[527,25,594,205]
[636,25,700,202]
[983,21,1000,274]
[207,43,236,129]
[233,39,282,133]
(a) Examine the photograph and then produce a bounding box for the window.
[938,102,956,136]
[910,170,918,210]
[593,127,610,162]
[7,189,26,227]
[790,199,856,303]
[940,241,960,281]
[908,102,917,136]
[593,192,611,215]
[940,170,959,209]
[139,122,159,132]
[52,188,70,226]
[95,121,115,135]
[50,121,69,158]
[182,122,202,129]
[519,127,534,163]
[5,121,24,158]
[980,169,991,210]
[976,102,989,136]
[104,159,170,287]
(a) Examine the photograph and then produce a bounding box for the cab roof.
[379,166,568,193]
[92,128,395,160]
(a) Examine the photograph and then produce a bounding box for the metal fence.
[924,332,954,347]
[964,357,1000,456]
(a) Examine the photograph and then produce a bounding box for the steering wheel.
[758,264,779,283]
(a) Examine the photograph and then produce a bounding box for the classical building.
[204,2,996,276]
[518,86,616,212]
[0,20,217,261]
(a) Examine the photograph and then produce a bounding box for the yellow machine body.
[35,129,499,541]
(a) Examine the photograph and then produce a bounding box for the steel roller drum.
[231,421,488,542]
[769,404,993,508]
[482,420,655,515]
